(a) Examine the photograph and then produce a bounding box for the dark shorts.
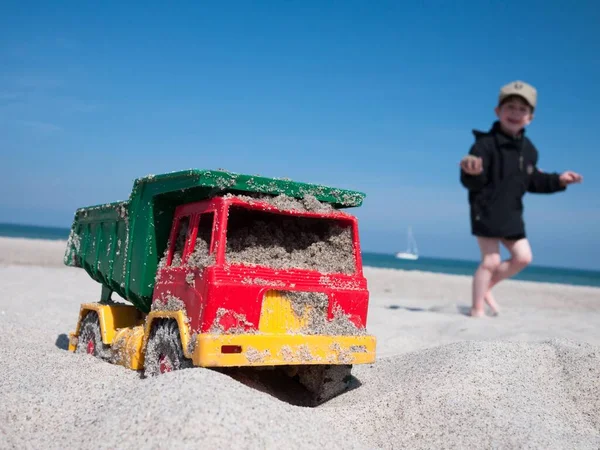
[503,233,526,241]
[473,232,526,241]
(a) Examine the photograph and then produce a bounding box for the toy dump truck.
[65,169,376,405]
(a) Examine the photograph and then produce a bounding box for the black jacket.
[460,121,565,238]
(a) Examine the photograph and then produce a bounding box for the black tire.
[144,319,193,377]
[296,364,353,406]
[75,311,111,360]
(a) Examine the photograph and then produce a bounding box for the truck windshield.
[225,205,356,274]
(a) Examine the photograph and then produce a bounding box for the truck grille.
[258,290,328,334]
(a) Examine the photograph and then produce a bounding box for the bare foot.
[484,291,500,316]
[469,308,485,317]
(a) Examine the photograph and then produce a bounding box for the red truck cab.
[152,195,374,368]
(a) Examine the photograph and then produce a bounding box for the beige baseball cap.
[498,80,537,109]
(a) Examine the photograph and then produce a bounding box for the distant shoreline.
[0,221,596,270]
[0,222,72,241]
[1,231,599,289]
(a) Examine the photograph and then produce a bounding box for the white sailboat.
[395,226,419,260]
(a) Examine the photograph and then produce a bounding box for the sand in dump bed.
[225,202,355,274]
[1,238,600,449]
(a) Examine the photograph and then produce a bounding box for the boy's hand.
[559,171,583,187]
[460,155,483,175]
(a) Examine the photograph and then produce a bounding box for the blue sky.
[1,1,599,270]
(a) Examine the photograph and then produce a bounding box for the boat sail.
[395,226,418,260]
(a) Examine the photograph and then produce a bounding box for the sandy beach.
[1,236,599,449]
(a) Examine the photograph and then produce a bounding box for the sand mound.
[0,316,355,449]
[331,339,600,449]
[2,303,598,450]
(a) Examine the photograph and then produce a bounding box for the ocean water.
[361,253,600,288]
[0,222,72,241]
[1,222,598,288]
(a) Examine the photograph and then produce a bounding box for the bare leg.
[484,238,533,315]
[490,238,533,287]
[484,290,500,315]
[471,237,501,317]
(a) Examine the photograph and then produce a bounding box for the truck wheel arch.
[68,303,142,351]
[74,311,111,359]
[144,317,193,376]
[144,310,194,360]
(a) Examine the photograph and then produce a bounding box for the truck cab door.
[154,215,194,308]
[153,211,216,332]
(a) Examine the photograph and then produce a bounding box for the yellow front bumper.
[192,333,376,367]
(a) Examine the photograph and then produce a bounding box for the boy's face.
[494,97,534,135]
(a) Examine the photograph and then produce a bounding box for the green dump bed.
[64,169,365,313]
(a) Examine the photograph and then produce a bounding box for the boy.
[459,80,583,317]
